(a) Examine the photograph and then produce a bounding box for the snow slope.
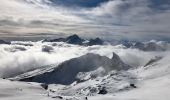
[89,52,170,100]
[0,79,51,100]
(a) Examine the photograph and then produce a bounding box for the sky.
[0,0,170,40]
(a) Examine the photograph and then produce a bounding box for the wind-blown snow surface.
[89,51,170,100]
[0,41,170,100]
[0,79,51,100]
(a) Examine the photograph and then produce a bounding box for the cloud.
[49,0,109,8]
[0,42,83,78]
[0,41,167,78]
[0,0,170,40]
[86,0,170,38]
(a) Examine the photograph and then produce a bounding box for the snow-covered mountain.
[9,52,130,84]
[0,39,170,100]
[43,34,170,52]
[2,50,170,100]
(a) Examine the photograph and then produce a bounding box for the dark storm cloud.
[49,0,109,8]
[0,19,21,26]
[149,0,170,10]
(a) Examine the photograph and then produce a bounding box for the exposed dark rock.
[85,97,88,100]
[0,40,10,44]
[51,96,63,99]
[112,52,121,61]
[130,84,137,88]
[112,52,131,70]
[43,34,104,46]
[120,40,133,48]
[40,83,48,90]
[86,38,104,46]
[98,87,107,95]
[65,34,84,45]
[42,34,83,45]
[132,42,145,50]
[43,38,65,42]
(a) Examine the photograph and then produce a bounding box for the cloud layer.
[0,41,167,78]
[0,0,170,40]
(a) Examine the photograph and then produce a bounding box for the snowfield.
[0,79,50,100]
[0,40,170,100]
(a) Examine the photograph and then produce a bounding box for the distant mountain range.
[0,40,10,44]
[43,34,169,51]
[0,34,169,51]
[43,34,104,46]
[121,40,168,51]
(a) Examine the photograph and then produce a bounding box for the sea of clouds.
[0,41,168,78]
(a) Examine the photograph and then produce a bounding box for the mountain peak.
[0,40,10,44]
[43,34,104,46]
[9,53,130,85]
[66,34,84,45]
[112,52,120,61]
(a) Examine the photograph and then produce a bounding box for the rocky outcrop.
[86,38,104,46]
[0,40,10,44]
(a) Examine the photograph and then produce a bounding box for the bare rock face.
[65,34,84,45]
[0,40,10,44]
[86,38,104,46]
[132,42,145,50]
[144,56,162,67]
[43,34,104,46]
[43,34,84,45]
